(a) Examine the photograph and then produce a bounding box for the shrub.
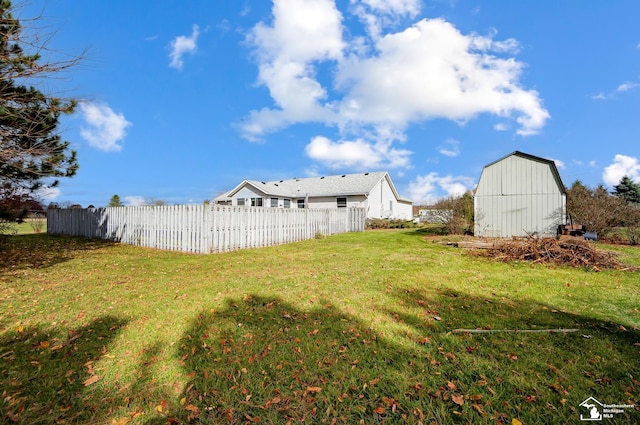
[29,214,45,233]
[365,218,417,229]
[427,191,474,235]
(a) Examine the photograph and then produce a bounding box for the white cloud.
[242,2,549,169]
[617,81,640,92]
[437,138,460,157]
[351,0,421,38]
[493,122,509,131]
[592,81,639,100]
[407,172,476,205]
[124,196,147,207]
[79,102,131,152]
[603,154,640,186]
[546,157,565,170]
[34,186,61,202]
[335,18,547,136]
[356,0,421,16]
[169,24,200,70]
[243,0,344,141]
[305,135,411,169]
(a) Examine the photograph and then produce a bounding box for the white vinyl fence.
[47,205,365,254]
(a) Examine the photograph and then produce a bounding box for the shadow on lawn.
[385,287,640,422]
[132,290,640,425]
[152,292,639,425]
[0,234,115,271]
[0,315,129,424]
[144,295,445,425]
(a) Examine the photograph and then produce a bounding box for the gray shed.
[474,151,566,238]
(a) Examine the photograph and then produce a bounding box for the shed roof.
[220,171,412,203]
[480,151,566,194]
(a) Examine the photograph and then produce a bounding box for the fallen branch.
[452,328,580,334]
[471,237,637,270]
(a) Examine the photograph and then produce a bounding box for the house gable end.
[226,181,270,198]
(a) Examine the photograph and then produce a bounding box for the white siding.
[306,195,367,210]
[234,187,267,206]
[220,174,413,220]
[395,201,414,220]
[365,178,409,219]
[475,154,566,237]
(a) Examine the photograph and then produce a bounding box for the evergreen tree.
[613,175,640,205]
[108,194,124,207]
[1,0,79,193]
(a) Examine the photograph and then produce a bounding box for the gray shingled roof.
[225,171,412,202]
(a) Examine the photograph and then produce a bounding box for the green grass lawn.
[3,220,47,235]
[1,230,638,424]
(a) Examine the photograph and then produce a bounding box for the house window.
[251,198,263,207]
[389,200,393,211]
[337,197,347,208]
[297,199,305,209]
[271,198,278,207]
[237,198,245,206]
[284,199,291,208]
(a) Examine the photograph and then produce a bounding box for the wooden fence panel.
[47,205,365,254]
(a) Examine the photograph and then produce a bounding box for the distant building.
[474,151,566,238]
[214,171,413,220]
[418,209,453,224]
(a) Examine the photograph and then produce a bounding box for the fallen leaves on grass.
[451,394,464,406]
[305,386,322,394]
[83,375,102,386]
[156,400,168,413]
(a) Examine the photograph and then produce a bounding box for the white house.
[214,171,413,220]
[474,151,566,238]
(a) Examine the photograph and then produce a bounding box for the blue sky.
[20,0,640,207]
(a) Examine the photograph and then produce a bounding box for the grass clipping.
[473,237,636,271]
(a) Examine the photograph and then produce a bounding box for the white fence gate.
[47,205,366,254]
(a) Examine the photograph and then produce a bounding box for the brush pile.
[473,237,636,271]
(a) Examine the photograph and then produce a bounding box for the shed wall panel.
[474,153,566,238]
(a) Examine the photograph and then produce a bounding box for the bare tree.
[566,181,626,239]
[431,191,474,235]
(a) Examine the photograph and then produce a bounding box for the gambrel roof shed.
[474,151,566,238]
